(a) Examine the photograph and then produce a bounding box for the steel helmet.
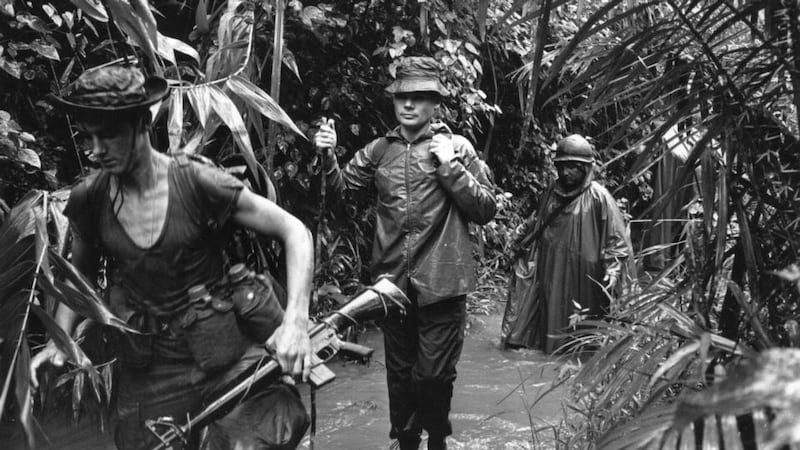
[554,134,595,164]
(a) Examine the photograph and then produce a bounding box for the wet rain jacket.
[502,172,633,352]
[326,123,496,306]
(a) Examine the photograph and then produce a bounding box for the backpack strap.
[517,183,592,251]
[371,137,391,166]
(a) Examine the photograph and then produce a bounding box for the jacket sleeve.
[597,187,633,289]
[435,135,497,225]
[325,139,382,200]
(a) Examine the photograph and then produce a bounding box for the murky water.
[1,313,567,450]
[297,313,566,450]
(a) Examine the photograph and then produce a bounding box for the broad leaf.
[0,57,21,79]
[47,250,135,333]
[226,75,306,139]
[48,189,71,257]
[0,258,35,301]
[30,304,93,371]
[14,335,33,448]
[672,349,800,437]
[15,148,41,169]
[195,0,209,34]
[158,33,200,64]
[69,0,108,22]
[187,85,211,128]
[0,0,13,17]
[477,0,488,41]
[180,129,204,155]
[282,47,301,82]
[0,190,43,247]
[16,13,49,33]
[207,84,259,178]
[30,41,59,61]
[167,88,183,153]
[105,0,159,72]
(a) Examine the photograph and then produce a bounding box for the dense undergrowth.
[3,1,800,449]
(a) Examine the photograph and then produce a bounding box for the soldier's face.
[80,119,138,175]
[555,161,587,189]
[393,92,439,132]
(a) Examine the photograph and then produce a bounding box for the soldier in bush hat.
[502,134,634,352]
[314,56,496,450]
[31,64,314,449]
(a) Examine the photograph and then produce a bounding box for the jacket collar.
[386,122,453,144]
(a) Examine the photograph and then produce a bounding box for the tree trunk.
[515,0,550,166]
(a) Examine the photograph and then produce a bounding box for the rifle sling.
[518,183,590,250]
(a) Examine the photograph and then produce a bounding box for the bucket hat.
[51,64,169,114]
[385,56,449,97]
[554,134,595,164]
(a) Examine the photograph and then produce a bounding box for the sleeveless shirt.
[63,157,245,317]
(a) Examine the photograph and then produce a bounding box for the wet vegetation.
[1,0,800,448]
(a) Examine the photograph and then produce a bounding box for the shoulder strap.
[519,183,592,249]
[371,137,391,166]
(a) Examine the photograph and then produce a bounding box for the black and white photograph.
[0,1,799,449]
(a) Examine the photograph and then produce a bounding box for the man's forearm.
[282,226,314,324]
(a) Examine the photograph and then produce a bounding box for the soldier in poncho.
[502,134,634,352]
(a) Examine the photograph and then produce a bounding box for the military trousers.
[382,293,467,442]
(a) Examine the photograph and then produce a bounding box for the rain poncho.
[326,123,496,306]
[643,124,699,270]
[502,172,633,352]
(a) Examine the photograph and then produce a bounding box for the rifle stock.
[149,278,409,449]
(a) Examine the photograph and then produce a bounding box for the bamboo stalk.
[516,0,551,165]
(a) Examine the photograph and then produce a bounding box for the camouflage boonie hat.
[51,64,168,113]
[385,56,449,97]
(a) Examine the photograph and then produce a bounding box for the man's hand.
[30,341,68,389]
[603,265,620,293]
[267,318,312,382]
[429,134,456,165]
[313,118,337,169]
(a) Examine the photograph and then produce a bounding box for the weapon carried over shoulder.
[147,278,410,450]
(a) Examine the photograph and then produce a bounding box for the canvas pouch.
[227,267,285,343]
[180,288,250,372]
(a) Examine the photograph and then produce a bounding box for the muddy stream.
[2,313,568,450]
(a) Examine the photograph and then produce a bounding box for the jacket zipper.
[405,141,412,278]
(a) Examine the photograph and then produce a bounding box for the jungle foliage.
[0,0,531,445]
[2,0,800,449]
[519,0,800,448]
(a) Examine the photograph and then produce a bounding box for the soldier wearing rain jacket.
[502,134,634,353]
[314,56,496,450]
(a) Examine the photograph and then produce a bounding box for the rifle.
[147,278,410,450]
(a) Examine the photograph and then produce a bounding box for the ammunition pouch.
[180,291,249,372]
[230,272,285,343]
[181,265,285,372]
